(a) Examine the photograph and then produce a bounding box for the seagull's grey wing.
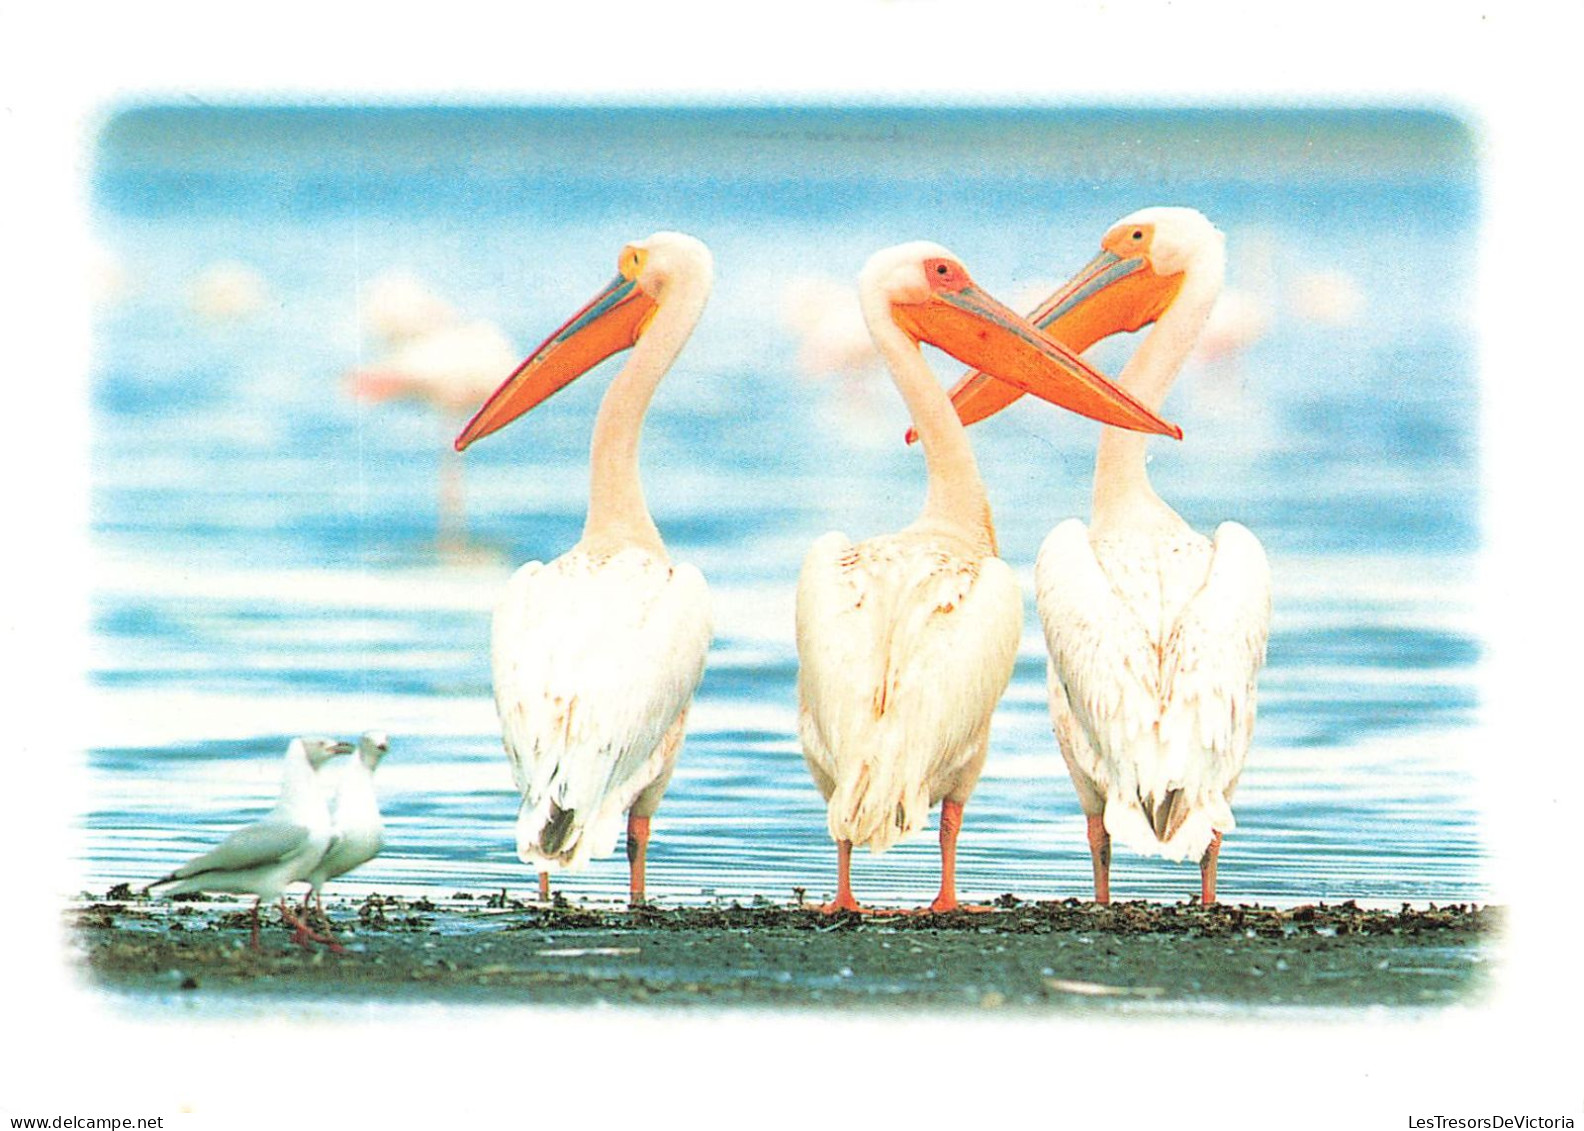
[166,819,312,881]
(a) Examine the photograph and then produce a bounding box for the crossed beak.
[912,249,1185,441]
[454,272,658,451]
[892,274,1181,440]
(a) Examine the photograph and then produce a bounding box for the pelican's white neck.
[861,290,995,554]
[580,269,709,558]
[1092,254,1222,530]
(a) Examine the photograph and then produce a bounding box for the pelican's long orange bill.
[454,274,657,451]
[912,250,1185,442]
[893,282,1181,440]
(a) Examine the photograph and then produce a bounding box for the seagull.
[302,729,389,919]
[146,736,354,950]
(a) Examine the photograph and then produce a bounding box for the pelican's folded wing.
[1037,518,1271,826]
[1035,519,1164,775]
[796,532,1022,847]
[492,549,712,835]
[1157,521,1271,780]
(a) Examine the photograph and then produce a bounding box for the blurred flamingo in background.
[190,260,270,322]
[345,270,516,551]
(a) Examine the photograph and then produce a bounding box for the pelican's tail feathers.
[1145,787,1191,843]
[538,803,578,856]
[826,742,931,855]
[515,795,627,873]
[515,795,580,870]
[1105,788,1235,864]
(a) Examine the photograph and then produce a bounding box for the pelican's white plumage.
[1037,518,1269,863]
[947,206,1271,901]
[796,241,1179,912]
[457,231,714,904]
[797,532,1020,854]
[494,547,709,871]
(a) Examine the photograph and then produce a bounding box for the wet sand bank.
[69,891,1496,1012]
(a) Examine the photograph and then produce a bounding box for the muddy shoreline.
[68,890,1497,1011]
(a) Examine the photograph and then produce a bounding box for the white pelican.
[797,242,1180,913]
[943,207,1272,904]
[454,232,713,907]
[303,729,389,917]
[146,736,354,949]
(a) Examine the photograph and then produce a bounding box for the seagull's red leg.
[537,871,550,902]
[279,897,344,953]
[1087,814,1112,905]
[250,897,262,951]
[626,814,651,906]
[820,840,865,913]
[1200,831,1223,905]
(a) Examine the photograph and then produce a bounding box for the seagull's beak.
[329,741,356,755]
[892,273,1181,440]
[910,249,1185,442]
[454,271,658,450]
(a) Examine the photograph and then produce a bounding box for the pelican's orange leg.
[820,840,864,914]
[626,813,651,906]
[1200,830,1223,905]
[929,799,966,912]
[1087,814,1112,905]
[927,799,990,913]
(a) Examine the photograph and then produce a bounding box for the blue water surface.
[82,105,1485,908]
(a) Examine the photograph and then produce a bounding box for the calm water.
[82,105,1484,908]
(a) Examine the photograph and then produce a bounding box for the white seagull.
[146,736,354,949]
[796,241,1180,913]
[455,232,714,907]
[303,729,390,917]
[942,207,1272,903]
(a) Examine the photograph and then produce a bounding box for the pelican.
[796,242,1180,913]
[943,207,1272,904]
[303,729,390,918]
[146,736,354,950]
[454,232,713,907]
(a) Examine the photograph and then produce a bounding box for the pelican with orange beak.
[796,241,1179,913]
[455,231,713,906]
[938,207,1272,904]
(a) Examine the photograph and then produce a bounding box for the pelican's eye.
[1131,229,1144,241]
[923,257,969,292]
